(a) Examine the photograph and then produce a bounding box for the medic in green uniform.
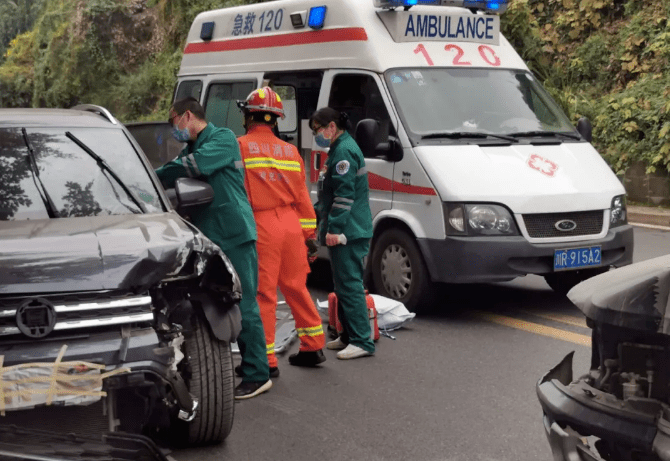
[156,97,271,399]
[310,107,375,360]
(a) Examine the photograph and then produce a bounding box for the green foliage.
[0,29,35,107]
[594,75,670,175]
[502,0,670,173]
[113,49,182,122]
[501,0,551,81]
[0,0,45,62]
[2,0,670,179]
[0,0,270,120]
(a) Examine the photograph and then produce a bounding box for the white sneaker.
[326,336,347,350]
[336,344,373,360]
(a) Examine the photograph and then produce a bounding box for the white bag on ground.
[369,295,415,331]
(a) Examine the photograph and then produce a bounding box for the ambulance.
[173,0,634,311]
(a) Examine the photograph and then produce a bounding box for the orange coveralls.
[238,124,325,367]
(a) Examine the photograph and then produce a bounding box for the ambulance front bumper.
[417,224,633,283]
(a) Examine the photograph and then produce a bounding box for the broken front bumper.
[0,327,196,421]
[536,352,670,461]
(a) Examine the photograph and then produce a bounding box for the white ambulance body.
[176,0,633,311]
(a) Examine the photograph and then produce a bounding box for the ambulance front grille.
[522,210,604,238]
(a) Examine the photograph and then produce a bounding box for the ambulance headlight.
[446,204,466,234]
[610,195,627,228]
[445,203,519,236]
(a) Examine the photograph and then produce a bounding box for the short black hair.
[245,111,278,125]
[170,97,206,121]
[309,107,350,131]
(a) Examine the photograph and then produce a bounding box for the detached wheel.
[544,267,609,296]
[371,228,434,312]
[179,312,235,446]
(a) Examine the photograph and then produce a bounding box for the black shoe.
[235,365,279,378]
[234,379,272,400]
[288,349,326,367]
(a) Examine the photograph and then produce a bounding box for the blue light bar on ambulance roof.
[374,0,439,7]
[308,6,327,29]
[373,0,508,13]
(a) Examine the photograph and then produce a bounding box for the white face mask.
[171,113,190,142]
[314,123,335,147]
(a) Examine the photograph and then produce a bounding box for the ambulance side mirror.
[576,117,592,143]
[355,119,404,163]
[355,119,379,157]
[379,137,403,163]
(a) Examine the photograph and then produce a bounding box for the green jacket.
[316,131,373,244]
[155,123,256,250]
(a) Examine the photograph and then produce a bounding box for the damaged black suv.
[0,105,241,446]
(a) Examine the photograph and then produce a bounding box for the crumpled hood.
[416,142,625,213]
[567,254,670,334]
[0,213,208,294]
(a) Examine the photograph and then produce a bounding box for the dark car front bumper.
[418,224,633,283]
[537,352,670,461]
[0,326,199,435]
[0,326,198,415]
[0,327,171,375]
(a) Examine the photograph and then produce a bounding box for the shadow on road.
[416,279,579,321]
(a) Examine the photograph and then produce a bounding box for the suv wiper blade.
[22,128,59,218]
[421,131,518,142]
[66,131,146,213]
[508,130,581,140]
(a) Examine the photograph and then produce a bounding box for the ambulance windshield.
[385,68,577,142]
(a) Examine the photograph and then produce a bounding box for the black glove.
[306,238,319,263]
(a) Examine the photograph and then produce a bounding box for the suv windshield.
[0,127,163,220]
[384,68,577,141]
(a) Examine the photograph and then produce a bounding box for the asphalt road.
[174,226,670,461]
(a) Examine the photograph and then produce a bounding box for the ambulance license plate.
[553,246,602,271]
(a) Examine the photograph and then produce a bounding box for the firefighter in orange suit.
[236,87,326,373]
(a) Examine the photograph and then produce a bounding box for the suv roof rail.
[71,104,118,125]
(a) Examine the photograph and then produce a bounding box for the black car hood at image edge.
[0,213,207,294]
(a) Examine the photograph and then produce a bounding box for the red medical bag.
[327,291,379,341]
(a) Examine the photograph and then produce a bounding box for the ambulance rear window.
[204,81,256,136]
[175,80,202,101]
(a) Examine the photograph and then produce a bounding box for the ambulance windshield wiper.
[22,128,59,218]
[507,130,581,140]
[421,132,519,143]
[66,131,146,214]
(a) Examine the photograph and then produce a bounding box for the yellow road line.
[472,311,591,347]
[520,309,588,328]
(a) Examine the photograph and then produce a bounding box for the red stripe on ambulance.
[184,27,368,54]
[368,172,436,196]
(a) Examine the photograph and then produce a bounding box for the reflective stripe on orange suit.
[238,125,324,367]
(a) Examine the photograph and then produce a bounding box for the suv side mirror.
[171,178,215,212]
[576,117,592,143]
[355,119,403,162]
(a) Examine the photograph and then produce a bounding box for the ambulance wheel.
[176,312,235,446]
[371,228,434,313]
[544,267,609,296]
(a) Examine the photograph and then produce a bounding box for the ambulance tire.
[176,312,235,446]
[371,228,434,313]
[543,267,609,296]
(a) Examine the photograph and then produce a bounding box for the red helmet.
[238,86,285,119]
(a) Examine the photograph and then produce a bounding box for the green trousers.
[328,238,375,354]
[224,241,270,383]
